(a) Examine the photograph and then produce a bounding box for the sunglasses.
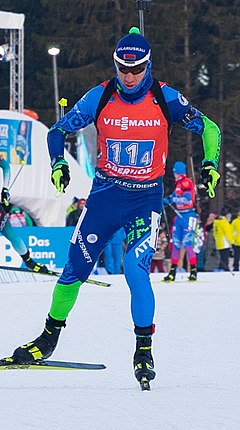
[116,61,147,75]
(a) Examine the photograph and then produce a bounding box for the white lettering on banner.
[0,238,22,266]
[103,117,161,131]
[77,231,92,263]
[29,236,50,247]
[135,237,151,258]
[0,124,9,138]
[29,249,55,259]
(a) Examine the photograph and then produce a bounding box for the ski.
[0,359,106,371]
[0,265,112,287]
[139,376,151,391]
[0,264,61,277]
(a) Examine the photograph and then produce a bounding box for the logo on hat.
[123,53,137,60]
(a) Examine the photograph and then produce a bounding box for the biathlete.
[163,161,198,281]
[1,27,221,389]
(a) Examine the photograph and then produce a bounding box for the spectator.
[66,198,86,226]
[231,209,240,271]
[213,207,233,271]
[104,227,126,274]
[150,227,168,273]
[204,213,220,271]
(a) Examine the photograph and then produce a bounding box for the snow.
[1,271,240,430]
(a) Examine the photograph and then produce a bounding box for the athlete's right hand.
[51,156,70,193]
[201,161,220,198]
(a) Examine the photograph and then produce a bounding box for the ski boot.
[133,325,156,390]
[163,264,177,282]
[22,250,49,274]
[4,316,66,365]
[189,265,197,281]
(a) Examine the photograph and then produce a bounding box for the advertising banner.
[0,119,32,164]
[0,227,74,270]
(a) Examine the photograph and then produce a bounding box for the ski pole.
[55,98,68,197]
[136,0,152,36]
[58,98,68,118]
[9,161,25,190]
[162,204,172,244]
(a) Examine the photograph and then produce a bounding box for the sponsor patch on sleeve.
[178,93,189,106]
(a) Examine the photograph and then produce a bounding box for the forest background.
[0,0,240,217]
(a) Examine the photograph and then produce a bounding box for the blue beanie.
[113,27,151,67]
[173,161,186,175]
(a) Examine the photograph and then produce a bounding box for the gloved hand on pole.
[1,187,10,206]
[200,161,220,198]
[51,156,70,193]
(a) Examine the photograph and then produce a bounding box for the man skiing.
[0,156,49,273]
[163,161,198,282]
[0,27,221,389]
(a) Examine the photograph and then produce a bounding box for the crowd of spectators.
[150,206,240,274]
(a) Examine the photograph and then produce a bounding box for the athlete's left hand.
[201,161,220,198]
[1,187,10,206]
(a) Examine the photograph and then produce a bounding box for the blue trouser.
[171,210,197,266]
[59,177,163,327]
[104,241,123,274]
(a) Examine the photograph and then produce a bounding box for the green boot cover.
[49,281,81,321]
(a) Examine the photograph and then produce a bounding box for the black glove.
[201,161,220,198]
[51,156,70,193]
[1,187,10,206]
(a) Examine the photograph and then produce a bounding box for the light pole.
[48,47,60,121]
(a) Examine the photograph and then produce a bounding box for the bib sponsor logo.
[103,117,161,131]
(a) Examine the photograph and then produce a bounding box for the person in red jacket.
[163,161,198,281]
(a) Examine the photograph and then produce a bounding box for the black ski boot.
[10,316,66,364]
[133,325,155,389]
[163,264,177,282]
[189,265,197,281]
[21,250,49,274]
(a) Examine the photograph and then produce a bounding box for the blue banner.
[0,119,32,164]
[0,227,74,270]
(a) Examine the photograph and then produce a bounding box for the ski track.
[0,272,240,430]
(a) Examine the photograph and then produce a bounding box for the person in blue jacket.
[1,27,221,388]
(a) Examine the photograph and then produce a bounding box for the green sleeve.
[201,115,221,169]
[24,212,34,226]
